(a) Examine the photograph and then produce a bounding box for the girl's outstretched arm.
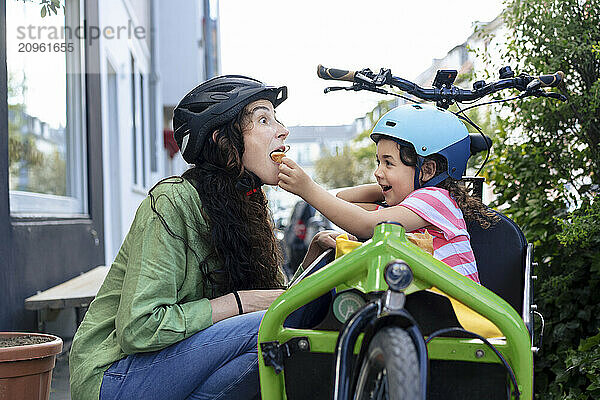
[336,184,384,203]
[336,184,383,211]
[278,158,428,238]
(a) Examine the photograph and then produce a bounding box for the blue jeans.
[99,311,266,400]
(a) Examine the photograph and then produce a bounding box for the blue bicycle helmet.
[370,104,471,190]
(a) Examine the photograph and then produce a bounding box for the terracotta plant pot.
[0,332,63,400]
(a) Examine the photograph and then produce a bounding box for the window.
[131,55,138,186]
[7,0,87,216]
[140,73,147,187]
[130,54,148,189]
[106,61,122,259]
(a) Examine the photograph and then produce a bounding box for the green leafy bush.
[532,201,600,399]
[484,0,600,398]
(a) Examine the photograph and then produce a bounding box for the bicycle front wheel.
[354,326,421,400]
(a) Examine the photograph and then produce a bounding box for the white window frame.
[130,50,150,193]
[9,0,88,217]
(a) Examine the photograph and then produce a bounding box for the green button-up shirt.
[69,177,223,400]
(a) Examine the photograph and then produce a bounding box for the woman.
[69,75,336,400]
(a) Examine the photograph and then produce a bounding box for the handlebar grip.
[537,71,565,87]
[317,65,356,82]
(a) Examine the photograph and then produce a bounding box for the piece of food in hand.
[271,145,290,163]
[406,231,434,255]
[271,151,286,163]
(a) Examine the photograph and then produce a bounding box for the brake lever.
[324,86,350,93]
[324,67,392,94]
[545,92,567,101]
[324,83,390,95]
[524,89,567,102]
[353,83,391,95]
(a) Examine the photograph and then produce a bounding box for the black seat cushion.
[466,209,527,315]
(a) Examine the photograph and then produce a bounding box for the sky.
[219,0,506,127]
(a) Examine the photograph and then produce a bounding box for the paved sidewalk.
[50,344,71,400]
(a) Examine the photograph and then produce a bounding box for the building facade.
[265,124,359,217]
[0,0,220,330]
[410,14,506,204]
[413,15,506,88]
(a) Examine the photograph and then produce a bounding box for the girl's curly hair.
[151,105,284,296]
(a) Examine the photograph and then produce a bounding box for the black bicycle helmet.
[173,75,287,164]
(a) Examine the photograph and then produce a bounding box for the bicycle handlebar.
[316,64,566,106]
[317,65,356,82]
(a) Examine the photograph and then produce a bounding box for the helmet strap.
[421,172,450,188]
[413,157,424,191]
[414,156,450,189]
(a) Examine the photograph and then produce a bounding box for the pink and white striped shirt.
[398,187,480,283]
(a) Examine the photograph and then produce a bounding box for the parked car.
[281,200,338,279]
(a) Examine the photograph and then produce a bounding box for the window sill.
[131,186,148,196]
[11,215,92,224]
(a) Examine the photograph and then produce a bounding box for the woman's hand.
[278,158,315,198]
[311,230,357,252]
[300,230,357,269]
[238,289,286,313]
[210,289,284,324]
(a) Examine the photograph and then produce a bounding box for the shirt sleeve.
[115,188,214,355]
[399,188,468,240]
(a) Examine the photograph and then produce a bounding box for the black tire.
[354,327,421,400]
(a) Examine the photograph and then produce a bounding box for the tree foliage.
[8,72,67,195]
[36,0,63,17]
[315,100,396,188]
[483,0,600,398]
[314,145,373,189]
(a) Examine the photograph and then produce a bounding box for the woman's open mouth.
[381,185,392,193]
[270,145,289,163]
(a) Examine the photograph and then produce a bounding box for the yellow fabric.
[335,233,362,258]
[334,231,435,259]
[333,232,503,339]
[429,287,504,338]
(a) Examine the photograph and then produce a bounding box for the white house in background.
[265,124,359,215]
[100,0,220,263]
[285,125,357,177]
[408,14,506,204]
[160,0,221,178]
[413,15,506,88]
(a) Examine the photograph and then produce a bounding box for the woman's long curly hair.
[397,144,499,228]
[152,105,284,296]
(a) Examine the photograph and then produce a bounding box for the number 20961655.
[18,42,74,53]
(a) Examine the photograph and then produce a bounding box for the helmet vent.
[186,103,211,114]
[385,121,397,127]
[211,84,236,92]
[412,105,423,110]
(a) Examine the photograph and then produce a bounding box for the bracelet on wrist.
[232,291,244,315]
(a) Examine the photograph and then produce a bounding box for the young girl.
[278,104,497,284]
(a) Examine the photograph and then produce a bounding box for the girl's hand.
[278,158,315,197]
